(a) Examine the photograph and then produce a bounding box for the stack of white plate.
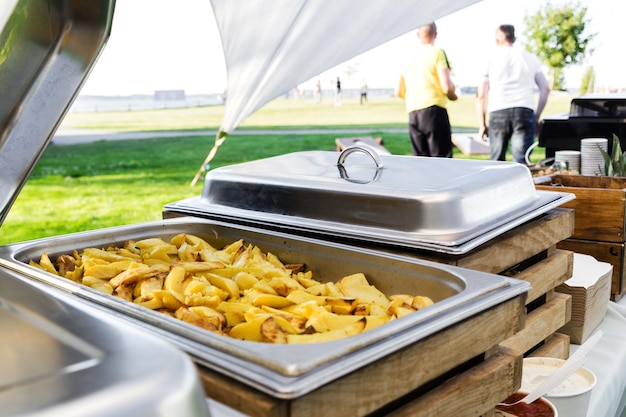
[554,150,581,172]
[581,138,608,176]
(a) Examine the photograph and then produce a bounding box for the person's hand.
[478,125,488,141]
[535,116,541,136]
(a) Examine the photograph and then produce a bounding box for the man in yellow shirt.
[398,22,457,157]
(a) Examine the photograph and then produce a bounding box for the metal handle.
[337,144,384,169]
[336,144,384,184]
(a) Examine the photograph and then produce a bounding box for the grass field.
[62,94,573,132]
[0,94,574,245]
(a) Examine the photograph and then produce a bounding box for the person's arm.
[397,75,406,99]
[476,79,489,140]
[437,67,457,101]
[534,71,550,120]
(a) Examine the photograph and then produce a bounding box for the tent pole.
[190,130,228,187]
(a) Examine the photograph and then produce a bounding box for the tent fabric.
[191,0,480,185]
[211,0,479,134]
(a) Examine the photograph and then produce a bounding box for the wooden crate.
[536,175,626,299]
[191,209,574,416]
[341,208,573,415]
[406,208,574,359]
[197,295,526,417]
[535,175,626,242]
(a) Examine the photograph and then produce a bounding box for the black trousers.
[408,105,452,158]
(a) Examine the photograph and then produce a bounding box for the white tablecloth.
[571,299,626,417]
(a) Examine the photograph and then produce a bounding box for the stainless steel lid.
[165,147,575,254]
[0,0,114,226]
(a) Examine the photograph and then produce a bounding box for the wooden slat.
[500,292,571,356]
[385,348,521,417]
[199,370,287,417]
[508,249,574,304]
[528,333,571,359]
[334,137,387,153]
[455,209,574,274]
[410,209,575,275]
[197,295,526,417]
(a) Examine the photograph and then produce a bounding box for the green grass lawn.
[0,94,573,245]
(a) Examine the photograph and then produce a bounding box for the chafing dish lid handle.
[337,144,384,169]
[336,144,384,184]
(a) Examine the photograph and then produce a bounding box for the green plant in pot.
[600,134,626,177]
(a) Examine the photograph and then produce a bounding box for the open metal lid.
[0,0,115,226]
[165,146,575,254]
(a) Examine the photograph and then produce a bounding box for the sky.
[79,0,625,97]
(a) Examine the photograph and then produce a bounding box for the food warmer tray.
[0,259,208,417]
[164,148,575,255]
[0,217,530,398]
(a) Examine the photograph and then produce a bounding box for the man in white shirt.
[476,24,550,163]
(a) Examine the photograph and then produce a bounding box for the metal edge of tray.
[163,190,575,255]
[0,217,530,398]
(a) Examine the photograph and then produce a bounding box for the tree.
[523,2,596,91]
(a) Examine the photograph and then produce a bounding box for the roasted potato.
[30,233,434,344]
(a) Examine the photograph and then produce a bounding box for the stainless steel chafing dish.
[164,146,575,254]
[0,217,530,398]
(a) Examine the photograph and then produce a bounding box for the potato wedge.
[287,318,366,344]
[229,315,268,342]
[285,290,328,305]
[260,316,289,344]
[247,292,294,309]
[37,253,58,275]
[164,265,187,303]
[175,306,223,333]
[32,233,435,345]
[204,272,239,299]
[412,295,435,310]
[336,273,389,308]
[306,307,365,332]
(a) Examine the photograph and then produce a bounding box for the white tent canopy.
[191,0,480,185]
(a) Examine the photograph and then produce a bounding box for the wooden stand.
[198,297,525,417]
[196,209,575,417]
[402,208,574,359]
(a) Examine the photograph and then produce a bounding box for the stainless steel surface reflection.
[0,0,115,225]
[0,267,209,417]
